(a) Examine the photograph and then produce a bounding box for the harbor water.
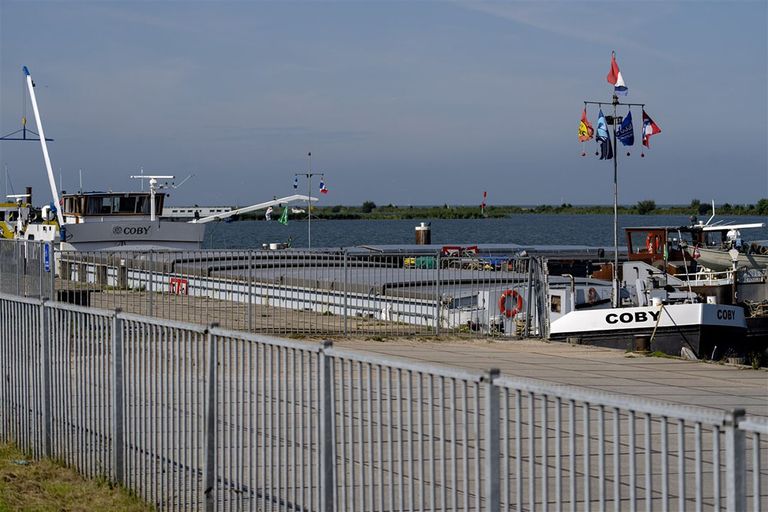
[204,214,768,249]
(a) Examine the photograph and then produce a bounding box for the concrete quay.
[336,338,768,417]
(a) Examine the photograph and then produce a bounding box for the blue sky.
[1,1,766,207]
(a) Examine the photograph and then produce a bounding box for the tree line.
[239,199,768,221]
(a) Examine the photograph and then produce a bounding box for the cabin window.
[118,196,137,213]
[628,230,665,255]
[136,196,150,214]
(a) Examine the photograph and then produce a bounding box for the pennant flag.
[642,110,661,147]
[606,51,628,96]
[293,176,298,189]
[481,191,487,209]
[616,110,634,146]
[578,108,594,142]
[319,178,328,194]
[278,207,288,225]
[596,109,613,160]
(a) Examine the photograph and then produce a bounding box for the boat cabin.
[61,191,165,223]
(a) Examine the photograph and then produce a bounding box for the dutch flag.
[606,51,628,96]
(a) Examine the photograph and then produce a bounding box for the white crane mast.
[23,66,65,226]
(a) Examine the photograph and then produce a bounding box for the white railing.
[1,293,765,511]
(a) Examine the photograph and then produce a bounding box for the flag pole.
[583,96,646,308]
[611,93,620,307]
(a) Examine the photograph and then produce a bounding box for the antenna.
[79,169,82,193]
[130,175,175,221]
[168,173,194,189]
[706,200,716,226]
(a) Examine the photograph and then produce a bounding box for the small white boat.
[686,245,768,272]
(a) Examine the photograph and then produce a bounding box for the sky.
[1,1,766,208]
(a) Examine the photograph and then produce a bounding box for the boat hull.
[549,303,747,358]
[687,246,768,271]
[60,220,206,251]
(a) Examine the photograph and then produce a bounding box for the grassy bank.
[0,443,150,512]
[242,200,768,221]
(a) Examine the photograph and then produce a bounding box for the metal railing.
[1,239,550,338]
[1,292,765,511]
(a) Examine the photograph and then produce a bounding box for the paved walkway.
[336,338,768,417]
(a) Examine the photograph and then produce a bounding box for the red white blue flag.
[641,110,661,147]
[319,178,328,194]
[606,51,628,96]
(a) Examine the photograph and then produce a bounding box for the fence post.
[484,368,501,511]
[247,251,253,332]
[524,257,534,338]
[343,250,348,335]
[40,300,52,458]
[48,242,56,301]
[725,408,746,512]
[204,325,219,512]
[16,242,21,296]
[435,250,441,335]
[319,340,336,511]
[111,309,125,484]
[147,250,154,315]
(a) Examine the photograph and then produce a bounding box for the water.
[203,214,768,249]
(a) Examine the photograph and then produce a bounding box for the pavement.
[335,337,768,417]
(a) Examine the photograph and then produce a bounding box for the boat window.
[550,295,561,313]
[117,196,137,214]
[628,230,665,255]
[136,196,150,214]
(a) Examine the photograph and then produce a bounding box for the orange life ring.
[498,289,523,318]
[646,233,659,254]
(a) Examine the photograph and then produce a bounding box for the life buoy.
[498,289,523,318]
[646,233,660,254]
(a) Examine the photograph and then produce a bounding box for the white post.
[150,178,157,221]
[23,66,64,226]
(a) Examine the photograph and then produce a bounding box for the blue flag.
[617,111,634,146]
[596,109,613,160]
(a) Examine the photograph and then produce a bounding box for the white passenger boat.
[15,66,314,251]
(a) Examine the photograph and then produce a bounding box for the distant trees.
[757,199,768,216]
[636,200,656,215]
[690,198,710,216]
[361,201,377,213]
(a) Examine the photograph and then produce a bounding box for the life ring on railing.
[498,289,523,318]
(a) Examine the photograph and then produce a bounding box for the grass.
[0,443,151,512]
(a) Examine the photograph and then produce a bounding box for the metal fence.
[1,293,766,511]
[1,239,550,338]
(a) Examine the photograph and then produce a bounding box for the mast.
[23,66,65,226]
[130,175,173,221]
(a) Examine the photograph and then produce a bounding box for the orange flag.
[578,108,594,142]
